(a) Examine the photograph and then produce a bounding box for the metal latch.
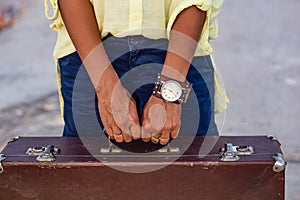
[272,153,286,173]
[0,154,5,174]
[267,135,278,141]
[158,144,180,153]
[26,146,47,156]
[8,136,20,144]
[26,145,61,162]
[100,138,122,153]
[220,143,254,161]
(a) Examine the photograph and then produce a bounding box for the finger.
[159,120,172,145]
[151,136,160,144]
[122,130,132,143]
[142,96,164,143]
[170,104,181,139]
[129,98,139,122]
[143,121,163,143]
[98,104,115,138]
[114,114,132,143]
[147,112,165,142]
[171,121,180,139]
[130,124,141,140]
[159,138,170,145]
[141,122,152,142]
[129,99,141,140]
[112,100,137,141]
[150,126,163,144]
[113,134,123,143]
[104,127,114,139]
[111,123,123,143]
[142,102,150,142]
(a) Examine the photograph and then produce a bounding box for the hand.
[96,67,140,143]
[142,95,181,145]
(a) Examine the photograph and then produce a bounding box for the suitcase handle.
[100,139,122,153]
[100,137,180,154]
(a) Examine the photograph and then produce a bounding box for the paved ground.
[0,0,57,109]
[0,0,299,199]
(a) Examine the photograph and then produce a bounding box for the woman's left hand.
[142,95,181,145]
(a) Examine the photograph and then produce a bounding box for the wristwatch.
[152,73,192,104]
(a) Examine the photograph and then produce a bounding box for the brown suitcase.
[0,135,285,200]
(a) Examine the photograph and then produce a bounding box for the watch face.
[161,80,182,102]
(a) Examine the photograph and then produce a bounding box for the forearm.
[162,6,206,81]
[59,0,116,88]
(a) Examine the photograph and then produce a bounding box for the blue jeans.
[58,35,218,137]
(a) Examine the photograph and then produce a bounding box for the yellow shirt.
[45,0,229,113]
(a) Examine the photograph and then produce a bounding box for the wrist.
[161,62,189,82]
[162,50,191,82]
[96,66,119,91]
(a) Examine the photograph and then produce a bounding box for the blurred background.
[0,0,299,199]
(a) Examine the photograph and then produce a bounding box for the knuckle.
[130,114,139,124]
[102,119,111,127]
[118,121,127,129]
[115,117,127,127]
[130,99,136,106]
[142,119,151,128]
[105,129,112,135]
[172,119,181,127]
[152,125,162,133]
[164,125,172,131]
[164,121,173,131]
[171,130,180,138]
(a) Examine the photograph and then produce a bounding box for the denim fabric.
[58,35,218,137]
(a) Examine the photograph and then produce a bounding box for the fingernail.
[142,138,151,143]
[124,138,132,143]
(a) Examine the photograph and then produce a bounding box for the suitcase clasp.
[26,145,61,162]
[26,146,47,156]
[36,145,61,162]
[220,143,254,161]
[0,154,5,174]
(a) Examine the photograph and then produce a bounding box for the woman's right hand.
[59,1,140,142]
[96,66,141,143]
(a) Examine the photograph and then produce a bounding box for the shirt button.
[132,14,140,21]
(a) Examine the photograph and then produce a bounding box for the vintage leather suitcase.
[0,135,285,200]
